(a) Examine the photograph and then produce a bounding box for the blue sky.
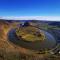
[0,0,60,16]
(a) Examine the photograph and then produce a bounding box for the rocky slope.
[0,20,60,60]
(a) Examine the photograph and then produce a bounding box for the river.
[8,29,57,51]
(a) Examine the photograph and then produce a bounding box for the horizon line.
[0,16,60,21]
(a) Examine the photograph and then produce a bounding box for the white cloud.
[0,16,60,21]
